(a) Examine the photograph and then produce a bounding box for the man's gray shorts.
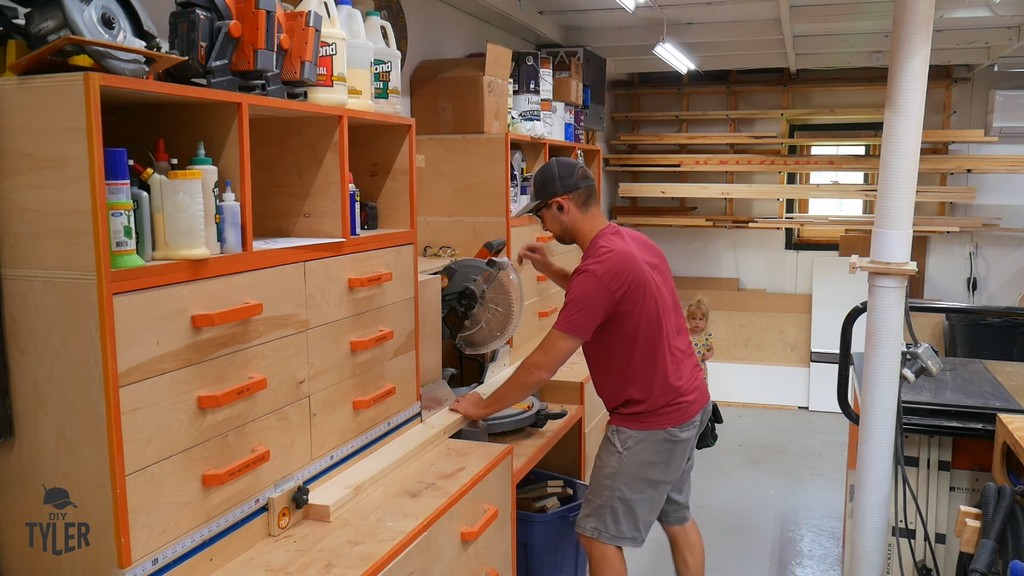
[575,402,712,548]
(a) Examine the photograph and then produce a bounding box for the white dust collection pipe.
[850,0,936,574]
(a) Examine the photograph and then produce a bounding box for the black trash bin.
[945,314,1024,362]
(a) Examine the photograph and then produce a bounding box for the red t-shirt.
[553,224,709,430]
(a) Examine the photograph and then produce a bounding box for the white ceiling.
[439,0,1024,76]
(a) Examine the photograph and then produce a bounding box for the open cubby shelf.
[92,74,415,292]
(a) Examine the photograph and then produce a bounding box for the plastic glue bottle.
[337,0,374,111]
[297,0,348,106]
[219,179,242,254]
[104,148,145,269]
[128,159,153,262]
[138,164,210,260]
[187,141,221,255]
[364,11,401,115]
[348,172,360,236]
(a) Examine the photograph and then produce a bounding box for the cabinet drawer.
[511,292,564,363]
[114,264,307,385]
[307,299,416,394]
[510,222,551,256]
[310,351,417,457]
[120,333,309,474]
[306,245,416,327]
[381,453,513,576]
[125,399,312,561]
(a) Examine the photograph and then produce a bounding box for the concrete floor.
[623,405,850,575]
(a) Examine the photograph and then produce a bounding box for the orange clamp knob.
[352,384,397,410]
[191,301,263,328]
[197,375,268,409]
[461,505,498,542]
[350,328,395,351]
[202,446,270,487]
[536,235,553,243]
[538,306,558,318]
[348,271,394,288]
[537,274,549,282]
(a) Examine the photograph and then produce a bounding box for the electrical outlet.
[966,242,978,259]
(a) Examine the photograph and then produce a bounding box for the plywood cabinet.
[0,73,419,575]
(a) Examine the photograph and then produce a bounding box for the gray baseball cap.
[513,157,596,218]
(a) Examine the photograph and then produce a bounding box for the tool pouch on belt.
[696,402,723,450]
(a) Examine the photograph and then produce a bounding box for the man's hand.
[450,391,491,421]
[518,242,555,276]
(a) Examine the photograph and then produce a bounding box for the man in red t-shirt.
[452,157,711,576]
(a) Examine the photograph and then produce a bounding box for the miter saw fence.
[0,0,161,76]
[164,0,320,99]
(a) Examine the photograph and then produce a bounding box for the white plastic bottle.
[296,0,348,106]
[139,166,211,261]
[187,141,221,255]
[219,179,242,254]
[336,0,374,112]
[128,160,153,262]
[364,10,401,115]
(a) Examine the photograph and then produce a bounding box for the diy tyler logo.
[26,485,91,556]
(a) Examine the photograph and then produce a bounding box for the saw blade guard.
[444,257,525,355]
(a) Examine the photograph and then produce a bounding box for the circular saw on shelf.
[0,0,161,76]
[438,239,524,355]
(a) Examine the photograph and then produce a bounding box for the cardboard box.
[553,58,583,106]
[411,42,514,134]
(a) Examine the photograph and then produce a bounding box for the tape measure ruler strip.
[123,403,422,576]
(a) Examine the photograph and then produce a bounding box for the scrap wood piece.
[955,505,982,554]
[303,363,518,522]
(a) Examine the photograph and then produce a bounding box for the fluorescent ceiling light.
[617,0,636,13]
[653,39,696,74]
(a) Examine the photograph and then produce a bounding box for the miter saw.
[436,240,566,436]
[0,0,162,76]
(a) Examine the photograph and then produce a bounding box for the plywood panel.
[250,115,342,238]
[677,288,811,315]
[418,273,443,386]
[0,278,118,575]
[416,135,507,218]
[417,217,506,263]
[705,310,810,366]
[674,276,741,291]
[0,75,96,273]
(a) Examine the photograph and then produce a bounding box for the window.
[786,123,882,250]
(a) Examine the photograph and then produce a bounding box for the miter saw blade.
[443,258,524,355]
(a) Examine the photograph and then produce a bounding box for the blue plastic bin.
[516,469,588,576]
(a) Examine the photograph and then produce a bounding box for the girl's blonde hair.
[686,297,710,321]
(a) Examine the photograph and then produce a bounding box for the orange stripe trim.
[86,73,133,566]
[363,446,514,576]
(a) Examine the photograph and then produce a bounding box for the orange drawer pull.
[538,306,558,318]
[191,301,263,328]
[352,384,397,410]
[197,375,268,409]
[350,328,395,351]
[536,274,549,282]
[484,570,499,576]
[348,271,394,289]
[202,446,270,487]
[461,505,498,542]
[536,234,554,243]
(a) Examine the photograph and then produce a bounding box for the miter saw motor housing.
[165,0,320,99]
[0,0,162,77]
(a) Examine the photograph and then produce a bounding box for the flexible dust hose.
[848,0,936,574]
[970,483,1015,575]
[1002,500,1024,570]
